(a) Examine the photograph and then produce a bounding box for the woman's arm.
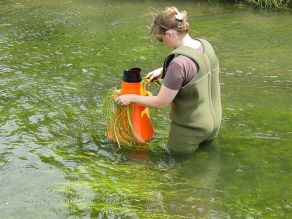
[116,84,178,109]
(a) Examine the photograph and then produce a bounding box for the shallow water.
[0,0,291,218]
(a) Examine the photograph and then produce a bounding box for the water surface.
[0,0,291,218]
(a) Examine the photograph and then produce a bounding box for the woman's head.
[150,7,189,42]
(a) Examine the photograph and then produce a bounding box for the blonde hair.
[150,7,189,38]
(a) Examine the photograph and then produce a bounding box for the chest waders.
[162,39,222,154]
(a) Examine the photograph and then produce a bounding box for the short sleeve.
[163,59,185,90]
[163,55,199,90]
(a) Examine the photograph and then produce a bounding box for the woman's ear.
[165,29,176,38]
[164,30,172,38]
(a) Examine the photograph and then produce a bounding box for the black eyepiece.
[123,67,142,82]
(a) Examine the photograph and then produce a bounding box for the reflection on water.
[0,0,291,218]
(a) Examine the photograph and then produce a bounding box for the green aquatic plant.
[101,78,161,148]
[102,87,140,147]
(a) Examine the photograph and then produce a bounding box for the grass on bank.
[209,0,291,9]
[246,0,291,9]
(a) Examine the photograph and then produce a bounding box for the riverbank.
[209,0,292,10]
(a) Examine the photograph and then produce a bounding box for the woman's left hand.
[115,94,133,106]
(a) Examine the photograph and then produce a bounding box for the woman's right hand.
[146,67,163,82]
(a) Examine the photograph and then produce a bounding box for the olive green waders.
[162,39,222,154]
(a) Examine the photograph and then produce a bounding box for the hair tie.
[175,13,184,22]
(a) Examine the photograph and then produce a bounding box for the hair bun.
[150,6,189,39]
[175,13,184,22]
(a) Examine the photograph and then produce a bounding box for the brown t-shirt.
[163,46,203,90]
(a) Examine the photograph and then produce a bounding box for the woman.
[116,7,222,154]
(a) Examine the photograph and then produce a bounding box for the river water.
[0,0,291,218]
